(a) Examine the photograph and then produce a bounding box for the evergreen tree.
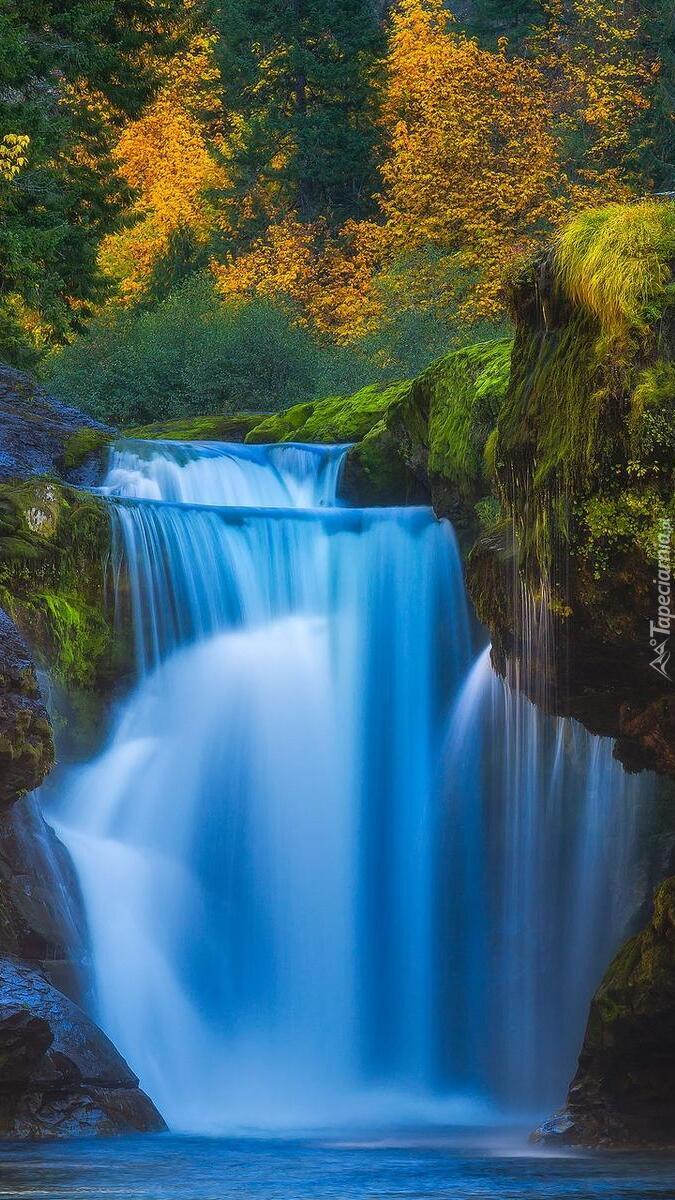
[635,0,675,190]
[214,0,384,235]
[0,1,189,361]
[462,0,544,48]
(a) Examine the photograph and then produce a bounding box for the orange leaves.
[100,31,227,299]
[116,92,217,232]
[377,0,562,317]
[212,216,382,340]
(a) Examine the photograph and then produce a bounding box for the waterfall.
[50,438,650,1131]
[441,649,645,1113]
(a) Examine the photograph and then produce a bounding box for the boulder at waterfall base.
[0,955,165,1137]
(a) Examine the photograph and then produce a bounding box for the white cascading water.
[50,438,650,1131]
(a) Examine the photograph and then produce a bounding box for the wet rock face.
[0,611,54,807]
[533,877,675,1148]
[0,622,164,1136]
[0,367,111,485]
[0,794,89,1004]
[0,956,165,1137]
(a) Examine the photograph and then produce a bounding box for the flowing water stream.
[48,439,650,1135]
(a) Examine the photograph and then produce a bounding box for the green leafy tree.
[0,0,189,362]
[461,0,544,47]
[214,0,384,235]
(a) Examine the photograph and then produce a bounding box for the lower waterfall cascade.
[49,439,652,1132]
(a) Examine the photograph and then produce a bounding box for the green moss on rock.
[0,480,122,702]
[126,413,263,443]
[245,382,411,445]
[59,428,114,472]
[0,611,54,806]
[577,489,675,584]
[342,418,422,506]
[424,338,512,500]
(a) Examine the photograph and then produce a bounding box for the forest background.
[1,0,673,425]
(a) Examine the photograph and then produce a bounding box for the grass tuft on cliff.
[555,199,675,340]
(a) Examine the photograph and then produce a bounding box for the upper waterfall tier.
[103,439,349,509]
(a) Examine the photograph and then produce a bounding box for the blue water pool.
[0,1132,673,1200]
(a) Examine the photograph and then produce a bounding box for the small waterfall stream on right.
[441,647,646,1117]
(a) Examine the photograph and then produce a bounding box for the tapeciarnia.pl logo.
[649,517,673,682]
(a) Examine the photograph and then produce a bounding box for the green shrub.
[42,275,376,427]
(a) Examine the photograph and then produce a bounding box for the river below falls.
[1,1131,674,1199]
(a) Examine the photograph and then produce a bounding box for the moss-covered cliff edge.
[467,200,675,777]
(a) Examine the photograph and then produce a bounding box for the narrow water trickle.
[49,439,650,1132]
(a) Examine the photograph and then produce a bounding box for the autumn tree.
[633,0,675,190]
[99,30,227,301]
[529,1,653,200]
[212,214,383,339]
[376,0,562,318]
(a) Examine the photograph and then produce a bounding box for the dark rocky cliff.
[533,877,675,1148]
[475,199,675,1148]
[0,373,164,1136]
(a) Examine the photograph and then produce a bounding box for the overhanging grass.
[554,199,675,339]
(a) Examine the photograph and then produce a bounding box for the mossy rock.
[59,428,115,473]
[0,611,54,806]
[424,338,512,499]
[342,419,427,506]
[125,413,264,443]
[245,382,411,445]
[534,877,675,1147]
[0,479,129,710]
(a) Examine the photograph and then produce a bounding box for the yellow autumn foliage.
[532,0,652,201]
[0,134,30,183]
[100,32,228,299]
[212,216,383,340]
[375,0,563,318]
